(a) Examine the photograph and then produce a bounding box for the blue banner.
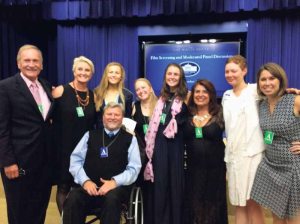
[144,42,240,96]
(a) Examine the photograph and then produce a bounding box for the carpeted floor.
[0,179,271,224]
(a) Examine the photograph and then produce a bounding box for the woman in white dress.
[222,55,265,224]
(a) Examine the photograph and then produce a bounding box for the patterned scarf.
[144,96,183,182]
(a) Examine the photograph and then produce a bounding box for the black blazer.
[0,73,54,175]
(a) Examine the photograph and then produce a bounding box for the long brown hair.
[160,63,188,101]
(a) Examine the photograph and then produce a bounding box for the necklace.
[73,81,90,107]
[193,114,210,122]
[141,103,150,110]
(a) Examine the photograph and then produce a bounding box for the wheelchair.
[85,186,144,224]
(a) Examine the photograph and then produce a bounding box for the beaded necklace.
[73,81,90,107]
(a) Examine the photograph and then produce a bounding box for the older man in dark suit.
[0,44,54,224]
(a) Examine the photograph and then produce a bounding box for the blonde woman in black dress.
[132,78,157,224]
[132,78,157,151]
[52,56,96,214]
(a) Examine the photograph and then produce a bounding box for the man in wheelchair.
[62,102,142,224]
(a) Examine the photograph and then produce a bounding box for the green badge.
[264,130,274,144]
[143,124,149,134]
[76,106,85,117]
[160,113,166,124]
[195,127,203,138]
[38,104,43,114]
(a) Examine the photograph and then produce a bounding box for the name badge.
[195,127,203,139]
[99,147,108,158]
[38,104,43,114]
[160,113,166,124]
[76,107,85,117]
[264,130,274,145]
[143,124,149,134]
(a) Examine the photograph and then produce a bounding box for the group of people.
[0,44,299,224]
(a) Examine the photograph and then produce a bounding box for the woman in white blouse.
[222,55,265,224]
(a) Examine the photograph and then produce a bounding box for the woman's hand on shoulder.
[52,85,64,99]
[290,141,300,155]
[286,87,300,95]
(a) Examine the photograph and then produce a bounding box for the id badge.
[160,113,166,124]
[76,107,85,117]
[99,147,108,158]
[195,127,203,139]
[264,130,274,145]
[143,124,149,134]
[38,104,43,114]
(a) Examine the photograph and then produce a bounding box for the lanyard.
[162,95,176,116]
[102,129,120,148]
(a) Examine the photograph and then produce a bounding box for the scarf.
[144,96,183,182]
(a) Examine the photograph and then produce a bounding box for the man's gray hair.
[103,102,125,115]
[17,44,43,63]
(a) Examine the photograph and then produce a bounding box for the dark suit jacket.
[0,73,54,179]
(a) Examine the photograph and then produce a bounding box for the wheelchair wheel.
[126,186,144,224]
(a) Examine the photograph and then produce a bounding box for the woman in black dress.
[184,79,228,224]
[52,56,96,214]
[144,63,188,224]
[132,78,157,223]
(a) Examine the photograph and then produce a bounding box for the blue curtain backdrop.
[247,15,300,86]
[1,0,300,89]
[0,21,57,83]
[43,0,300,20]
[2,0,300,19]
[56,24,139,90]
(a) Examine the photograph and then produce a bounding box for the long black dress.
[54,84,96,186]
[132,101,151,223]
[147,99,188,224]
[184,118,228,224]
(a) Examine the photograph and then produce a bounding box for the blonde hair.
[72,56,95,74]
[225,55,247,70]
[135,78,158,117]
[94,62,126,111]
[17,44,43,63]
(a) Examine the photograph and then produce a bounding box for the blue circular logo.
[180,61,200,77]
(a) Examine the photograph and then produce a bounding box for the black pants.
[1,170,52,224]
[63,186,131,224]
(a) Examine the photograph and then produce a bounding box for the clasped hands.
[4,164,19,179]
[83,178,117,196]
